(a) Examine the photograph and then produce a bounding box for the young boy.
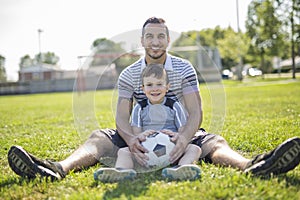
[94,64,202,182]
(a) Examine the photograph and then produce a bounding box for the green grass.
[1,79,300,200]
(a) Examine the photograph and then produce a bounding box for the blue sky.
[0,0,252,80]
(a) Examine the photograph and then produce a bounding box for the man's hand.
[160,129,189,164]
[127,130,156,166]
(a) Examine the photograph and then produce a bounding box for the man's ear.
[141,36,145,48]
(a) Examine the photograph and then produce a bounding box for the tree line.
[0,0,299,82]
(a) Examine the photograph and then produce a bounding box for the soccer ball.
[141,131,175,169]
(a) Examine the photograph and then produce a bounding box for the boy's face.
[142,74,169,104]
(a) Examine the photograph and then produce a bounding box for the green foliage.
[19,52,60,68]
[245,0,297,72]
[1,79,300,199]
[0,54,6,82]
[171,27,251,69]
[35,52,60,65]
[217,27,251,68]
[90,38,140,74]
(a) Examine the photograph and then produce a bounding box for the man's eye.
[146,35,153,39]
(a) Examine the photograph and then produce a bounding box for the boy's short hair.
[141,64,169,85]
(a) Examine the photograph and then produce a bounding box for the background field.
[1,78,300,200]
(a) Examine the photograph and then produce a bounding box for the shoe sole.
[94,168,137,182]
[8,146,59,180]
[245,137,300,176]
[162,165,201,181]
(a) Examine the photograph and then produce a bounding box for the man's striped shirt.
[118,54,199,105]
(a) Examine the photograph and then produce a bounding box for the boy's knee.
[188,144,202,157]
[118,147,131,156]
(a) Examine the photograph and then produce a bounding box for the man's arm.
[116,97,148,165]
[169,91,202,163]
[115,97,134,142]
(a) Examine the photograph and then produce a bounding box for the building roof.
[280,56,300,68]
[19,64,61,73]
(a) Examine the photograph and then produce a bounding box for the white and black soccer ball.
[141,131,175,169]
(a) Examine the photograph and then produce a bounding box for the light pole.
[236,0,243,81]
[38,29,43,64]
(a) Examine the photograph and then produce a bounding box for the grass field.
[1,78,300,200]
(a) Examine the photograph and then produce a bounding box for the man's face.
[141,23,170,60]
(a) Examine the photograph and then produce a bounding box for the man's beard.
[147,49,166,60]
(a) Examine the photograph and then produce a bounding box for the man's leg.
[199,132,300,176]
[201,135,250,170]
[59,129,115,173]
[8,129,115,180]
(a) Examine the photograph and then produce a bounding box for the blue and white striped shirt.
[118,54,199,105]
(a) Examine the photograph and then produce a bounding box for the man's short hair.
[142,17,169,37]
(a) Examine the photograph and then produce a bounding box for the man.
[7,17,300,181]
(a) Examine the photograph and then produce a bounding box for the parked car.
[248,68,262,76]
[222,69,233,79]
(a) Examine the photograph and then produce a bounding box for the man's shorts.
[100,128,219,162]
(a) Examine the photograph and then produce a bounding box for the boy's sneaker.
[7,145,65,181]
[244,137,300,176]
[94,168,137,182]
[162,164,201,181]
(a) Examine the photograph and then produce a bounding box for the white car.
[248,68,262,76]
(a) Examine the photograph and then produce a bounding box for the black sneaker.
[8,145,66,181]
[244,137,300,176]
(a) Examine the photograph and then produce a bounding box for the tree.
[217,27,250,70]
[275,0,300,78]
[90,38,139,73]
[246,0,285,73]
[0,54,7,82]
[35,52,59,65]
[19,55,33,68]
[19,52,59,69]
[90,38,125,66]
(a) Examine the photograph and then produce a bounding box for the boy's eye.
[145,83,153,87]
[158,34,166,39]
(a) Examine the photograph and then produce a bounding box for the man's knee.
[201,134,229,162]
[86,129,114,154]
[89,129,113,140]
[211,135,229,151]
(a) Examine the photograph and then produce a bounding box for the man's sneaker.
[244,137,300,176]
[7,145,65,181]
[162,164,201,181]
[94,168,137,183]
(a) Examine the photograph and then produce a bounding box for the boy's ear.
[166,83,170,91]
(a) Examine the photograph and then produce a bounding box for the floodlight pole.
[236,0,243,81]
[38,29,43,64]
